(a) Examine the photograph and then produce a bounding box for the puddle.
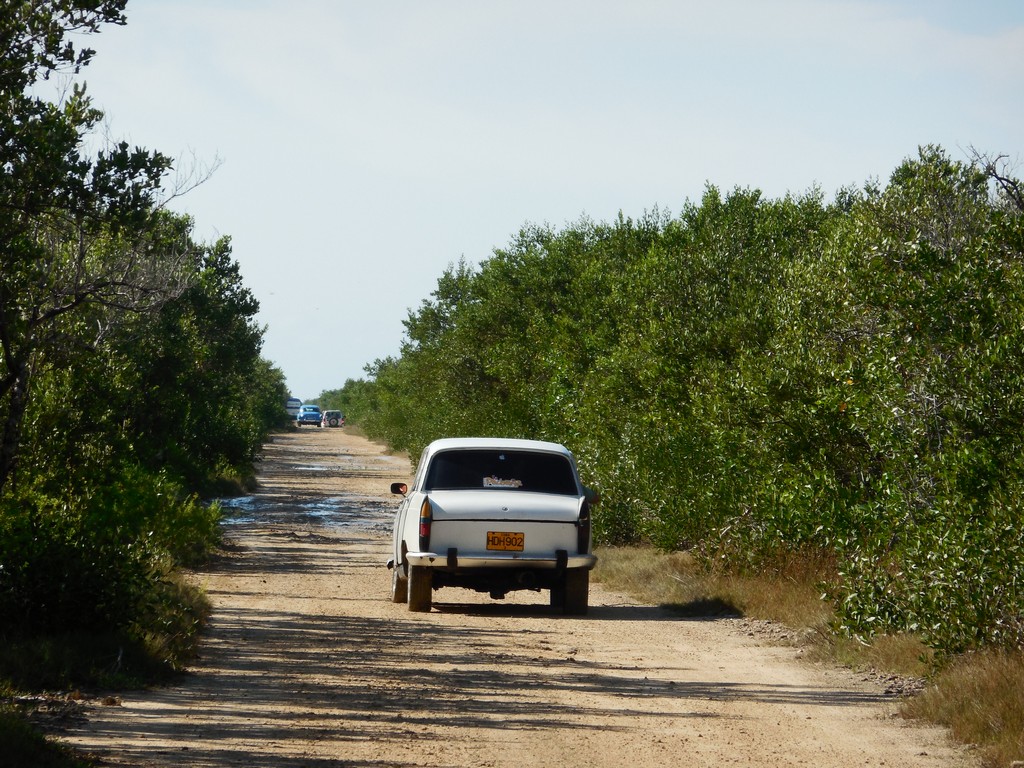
[216,446,407,534]
[217,493,394,534]
[299,495,394,533]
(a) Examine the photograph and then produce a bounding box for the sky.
[71,0,1024,400]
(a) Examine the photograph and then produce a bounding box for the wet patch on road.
[218,492,394,534]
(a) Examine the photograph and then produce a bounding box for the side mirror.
[583,486,601,504]
[391,482,408,495]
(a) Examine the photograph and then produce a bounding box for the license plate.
[486,531,524,551]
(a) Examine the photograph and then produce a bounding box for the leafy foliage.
[0,1,285,674]
[343,147,1024,653]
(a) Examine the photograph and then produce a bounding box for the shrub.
[0,466,219,636]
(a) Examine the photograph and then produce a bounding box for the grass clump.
[593,545,833,630]
[810,631,935,680]
[903,649,1024,768]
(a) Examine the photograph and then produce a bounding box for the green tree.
[357,147,1024,652]
[0,0,178,492]
[818,147,1024,650]
[1,1,286,647]
[317,377,376,426]
[121,233,270,487]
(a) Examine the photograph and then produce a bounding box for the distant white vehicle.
[387,437,598,614]
[321,410,345,428]
[285,397,302,418]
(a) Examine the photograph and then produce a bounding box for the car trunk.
[425,489,582,558]
[428,489,581,522]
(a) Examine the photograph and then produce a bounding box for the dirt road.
[63,428,976,767]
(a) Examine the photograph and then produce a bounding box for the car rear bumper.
[406,551,597,570]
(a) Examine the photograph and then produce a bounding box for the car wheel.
[561,570,589,616]
[407,565,432,612]
[391,562,408,604]
[549,581,565,609]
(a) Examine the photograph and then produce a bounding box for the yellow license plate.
[486,531,524,551]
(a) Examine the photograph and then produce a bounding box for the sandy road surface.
[63,428,976,767]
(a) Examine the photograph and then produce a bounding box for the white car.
[387,437,598,614]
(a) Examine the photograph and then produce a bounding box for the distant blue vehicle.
[296,404,322,427]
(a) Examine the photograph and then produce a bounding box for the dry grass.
[811,632,935,679]
[903,648,1024,768]
[593,545,832,629]
[592,545,1024,767]
[592,547,703,606]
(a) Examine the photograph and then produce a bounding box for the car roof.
[423,437,573,458]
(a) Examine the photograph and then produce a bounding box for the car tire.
[407,565,433,612]
[549,581,565,609]
[561,570,589,616]
[391,562,408,603]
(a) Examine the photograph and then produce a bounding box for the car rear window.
[425,450,578,495]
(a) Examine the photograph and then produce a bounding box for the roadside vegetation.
[333,146,1024,765]
[0,3,291,763]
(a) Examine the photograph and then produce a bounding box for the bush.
[0,492,153,633]
[0,466,219,636]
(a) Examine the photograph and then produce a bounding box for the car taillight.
[418,497,432,552]
[577,500,591,554]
